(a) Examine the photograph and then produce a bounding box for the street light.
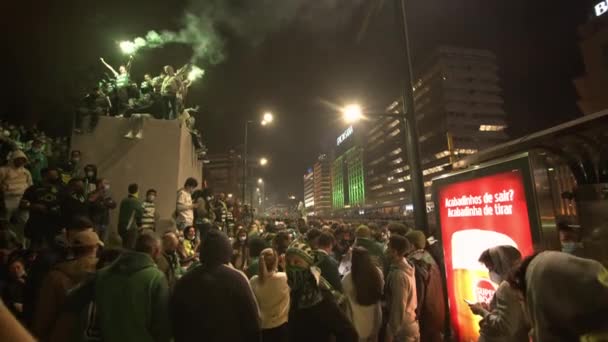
[258,178,264,184]
[262,112,274,125]
[259,157,269,166]
[243,112,274,205]
[342,104,364,124]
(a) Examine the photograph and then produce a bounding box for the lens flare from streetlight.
[262,112,274,125]
[259,157,268,166]
[342,104,363,123]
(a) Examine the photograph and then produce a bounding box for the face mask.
[87,171,94,178]
[489,271,503,284]
[239,236,246,242]
[286,264,308,273]
[561,242,578,254]
[148,195,156,202]
[132,192,139,199]
[104,184,110,191]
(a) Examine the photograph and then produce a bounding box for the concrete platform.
[71,116,203,234]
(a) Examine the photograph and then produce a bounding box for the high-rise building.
[327,46,507,216]
[205,149,262,203]
[303,168,315,213]
[412,46,508,201]
[205,150,241,197]
[313,154,332,216]
[574,4,608,114]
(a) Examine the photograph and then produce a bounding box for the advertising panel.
[434,163,537,341]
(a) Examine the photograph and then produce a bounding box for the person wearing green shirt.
[118,183,144,249]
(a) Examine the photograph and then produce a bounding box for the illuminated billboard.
[433,159,538,341]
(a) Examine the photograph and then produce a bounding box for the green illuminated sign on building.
[332,147,365,210]
[332,156,345,209]
[346,147,365,206]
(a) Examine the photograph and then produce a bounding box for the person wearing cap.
[32,230,101,341]
[405,230,446,342]
[354,225,386,269]
[171,229,261,342]
[285,240,358,342]
[0,150,32,236]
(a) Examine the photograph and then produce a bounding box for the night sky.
[5,0,595,200]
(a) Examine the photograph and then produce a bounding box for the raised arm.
[126,55,133,73]
[99,57,118,77]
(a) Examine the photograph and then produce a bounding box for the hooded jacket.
[95,251,171,342]
[525,251,608,342]
[478,246,528,342]
[170,230,261,342]
[32,255,98,341]
[385,257,418,337]
[0,150,32,196]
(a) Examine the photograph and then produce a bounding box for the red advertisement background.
[438,169,535,341]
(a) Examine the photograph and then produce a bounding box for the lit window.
[389,148,402,156]
[435,150,451,159]
[454,148,478,155]
[479,125,506,132]
[423,166,444,176]
[389,128,401,137]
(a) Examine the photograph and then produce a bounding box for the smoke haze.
[128,0,366,64]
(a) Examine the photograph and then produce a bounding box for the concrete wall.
[71,116,203,234]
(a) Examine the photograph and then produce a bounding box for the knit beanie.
[286,240,315,266]
[355,225,372,239]
[200,229,232,267]
[405,230,427,250]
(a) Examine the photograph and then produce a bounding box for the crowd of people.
[81,56,196,121]
[76,56,206,158]
[0,120,607,341]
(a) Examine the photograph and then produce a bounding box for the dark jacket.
[32,256,98,341]
[117,195,143,235]
[95,252,171,342]
[408,249,446,342]
[314,250,343,292]
[289,295,358,342]
[171,264,261,342]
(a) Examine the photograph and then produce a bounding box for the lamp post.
[242,113,273,205]
[395,0,428,233]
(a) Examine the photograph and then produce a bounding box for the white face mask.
[239,236,247,242]
[489,271,503,284]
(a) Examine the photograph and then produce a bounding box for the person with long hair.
[342,247,384,342]
[232,228,250,270]
[249,248,290,342]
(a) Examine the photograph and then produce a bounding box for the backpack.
[408,257,431,319]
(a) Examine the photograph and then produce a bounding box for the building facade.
[205,150,241,197]
[327,46,508,217]
[574,3,608,114]
[313,154,332,216]
[412,46,508,202]
[303,168,315,213]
